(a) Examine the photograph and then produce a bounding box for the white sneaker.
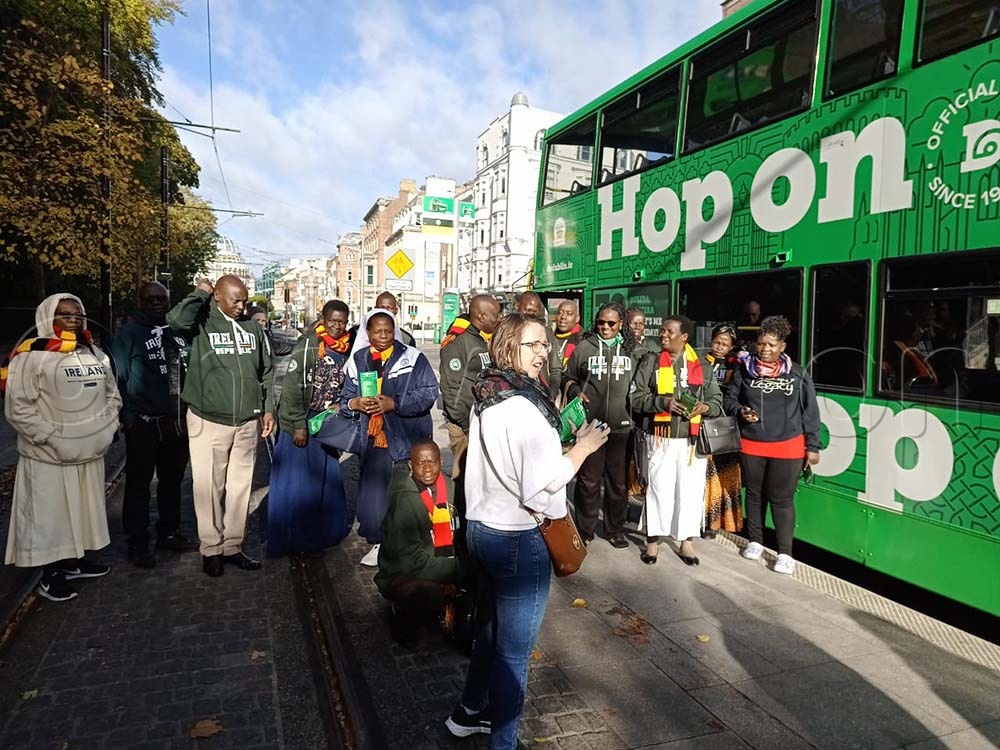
[741,541,764,561]
[360,544,380,567]
[773,554,796,575]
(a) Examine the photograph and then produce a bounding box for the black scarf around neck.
[473,367,561,431]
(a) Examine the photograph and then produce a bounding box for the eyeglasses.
[596,319,619,328]
[520,341,553,354]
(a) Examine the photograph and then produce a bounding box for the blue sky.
[156,0,725,271]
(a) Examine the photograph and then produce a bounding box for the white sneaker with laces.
[741,541,764,561]
[773,554,796,575]
[360,543,381,567]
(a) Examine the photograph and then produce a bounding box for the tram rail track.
[290,555,385,750]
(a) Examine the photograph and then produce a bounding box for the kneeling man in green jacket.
[375,440,467,648]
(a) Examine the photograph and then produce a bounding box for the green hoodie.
[374,468,464,597]
[166,289,274,426]
[563,332,640,433]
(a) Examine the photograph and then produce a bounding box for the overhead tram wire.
[205,0,234,211]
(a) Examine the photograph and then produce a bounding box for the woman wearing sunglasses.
[562,301,641,548]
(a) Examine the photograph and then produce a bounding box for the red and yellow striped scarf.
[315,323,350,358]
[653,344,704,437]
[441,317,491,349]
[556,323,581,365]
[419,473,454,556]
[0,327,93,396]
[367,345,394,448]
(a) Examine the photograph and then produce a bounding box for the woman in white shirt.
[445,313,609,750]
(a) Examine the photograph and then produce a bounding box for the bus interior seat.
[633,154,649,171]
[570,180,586,195]
[600,168,613,183]
[985,6,1000,36]
[729,112,752,133]
[873,50,896,77]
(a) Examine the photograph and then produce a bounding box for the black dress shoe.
[202,555,224,577]
[223,551,261,570]
[640,553,658,565]
[608,535,629,550]
[157,531,194,552]
[127,541,156,569]
[679,554,700,566]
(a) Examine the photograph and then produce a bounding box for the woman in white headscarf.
[340,309,439,566]
[3,294,121,601]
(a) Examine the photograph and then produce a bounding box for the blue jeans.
[460,521,552,750]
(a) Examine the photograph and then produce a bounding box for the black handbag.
[313,410,368,454]
[696,416,742,456]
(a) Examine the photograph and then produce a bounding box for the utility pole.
[99,9,113,340]
[158,145,171,293]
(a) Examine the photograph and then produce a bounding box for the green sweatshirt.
[563,332,640,433]
[276,335,318,434]
[166,289,274,426]
[374,469,464,597]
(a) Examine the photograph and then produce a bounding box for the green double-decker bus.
[533,0,1000,615]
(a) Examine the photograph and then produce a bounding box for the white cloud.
[158,0,723,268]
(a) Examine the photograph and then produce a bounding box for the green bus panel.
[534,27,1000,614]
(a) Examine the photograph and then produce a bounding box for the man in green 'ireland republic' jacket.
[167,276,274,578]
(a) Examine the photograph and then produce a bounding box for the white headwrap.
[35,293,87,337]
[345,309,408,378]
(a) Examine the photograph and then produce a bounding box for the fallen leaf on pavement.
[696,634,711,643]
[21,689,37,700]
[531,649,544,661]
[190,719,224,738]
[613,613,651,644]
[571,598,587,608]
[249,650,268,662]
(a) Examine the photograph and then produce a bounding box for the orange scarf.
[419,473,454,556]
[0,327,93,396]
[316,323,350,358]
[367,345,394,448]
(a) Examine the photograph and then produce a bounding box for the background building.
[204,237,256,296]
[256,261,286,310]
[273,257,335,328]
[721,0,753,16]
[359,179,419,314]
[335,232,362,323]
[466,92,563,305]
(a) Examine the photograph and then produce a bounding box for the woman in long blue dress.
[267,300,352,557]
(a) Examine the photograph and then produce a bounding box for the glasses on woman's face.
[596,318,619,328]
[520,340,553,354]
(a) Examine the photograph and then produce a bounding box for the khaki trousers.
[186,412,259,556]
[446,422,469,480]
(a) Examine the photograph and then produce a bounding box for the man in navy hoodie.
[112,281,191,568]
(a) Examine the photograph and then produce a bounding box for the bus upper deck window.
[918,0,1000,62]
[826,0,904,98]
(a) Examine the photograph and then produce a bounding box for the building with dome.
[203,237,256,297]
[459,92,563,305]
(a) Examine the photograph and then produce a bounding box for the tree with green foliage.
[0,0,215,306]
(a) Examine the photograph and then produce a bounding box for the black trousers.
[740,454,801,556]
[574,431,629,540]
[122,419,190,544]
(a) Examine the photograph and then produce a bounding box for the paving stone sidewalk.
[0,451,327,750]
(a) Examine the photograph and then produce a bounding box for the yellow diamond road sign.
[386,250,414,279]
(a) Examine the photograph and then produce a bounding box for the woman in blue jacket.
[341,310,439,566]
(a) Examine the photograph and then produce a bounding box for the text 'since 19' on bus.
[533,0,1000,615]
